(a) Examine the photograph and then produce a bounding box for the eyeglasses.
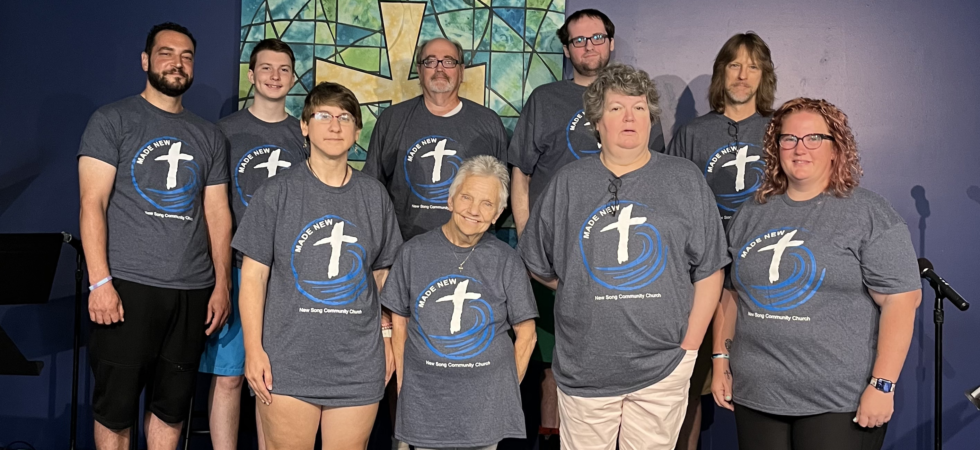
[311,111,354,125]
[418,58,460,69]
[778,133,835,150]
[567,33,608,48]
[608,177,622,216]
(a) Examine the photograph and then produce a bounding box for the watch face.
[874,378,895,393]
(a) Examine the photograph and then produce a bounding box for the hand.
[245,348,274,406]
[384,338,395,385]
[204,287,231,336]
[711,358,734,411]
[88,282,124,325]
[855,385,894,428]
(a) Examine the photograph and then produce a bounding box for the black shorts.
[734,404,887,450]
[88,278,212,430]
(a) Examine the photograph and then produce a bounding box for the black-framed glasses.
[778,133,835,150]
[567,33,608,48]
[608,177,622,216]
[311,111,354,125]
[418,57,460,69]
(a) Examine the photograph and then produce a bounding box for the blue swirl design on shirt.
[291,215,368,306]
[234,145,296,207]
[566,109,600,160]
[734,227,826,312]
[404,135,462,204]
[704,142,764,213]
[131,136,200,214]
[579,202,668,291]
[414,276,494,360]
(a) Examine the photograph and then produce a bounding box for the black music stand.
[0,232,86,450]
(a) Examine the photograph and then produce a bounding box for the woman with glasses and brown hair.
[519,63,729,449]
[235,81,403,449]
[712,97,921,450]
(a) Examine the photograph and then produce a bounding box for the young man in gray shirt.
[78,22,231,450]
[199,38,305,450]
[362,38,509,241]
[507,10,665,446]
[664,32,777,450]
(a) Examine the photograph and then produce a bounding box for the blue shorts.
[199,267,244,376]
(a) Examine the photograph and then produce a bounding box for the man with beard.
[78,22,231,450]
[506,10,665,448]
[665,32,777,450]
[362,37,509,241]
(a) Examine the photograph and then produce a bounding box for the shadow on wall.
[910,184,931,449]
[653,74,711,143]
[967,186,980,206]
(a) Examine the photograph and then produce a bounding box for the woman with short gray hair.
[519,64,729,449]
[381,155,538,450]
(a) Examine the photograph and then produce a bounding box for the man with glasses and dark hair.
[78,22,231,449]
[198,38,305,450]
[507,9,664,447]
[665,31,777,450]
[363,37,509,241]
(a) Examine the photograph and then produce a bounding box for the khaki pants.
[557,350,698,450]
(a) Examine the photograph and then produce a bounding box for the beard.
[570,51,609,77]
[147,66,193,97]
[725,83,756,105]
[424,73,456,94]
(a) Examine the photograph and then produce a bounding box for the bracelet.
[381,323,393,330]
[711,353,730,360]
[382,329,392,338]
[89,276,113,292]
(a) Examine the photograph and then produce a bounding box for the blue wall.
[0,1,240,448]
[2,0,978,449]
[568,0,980,448]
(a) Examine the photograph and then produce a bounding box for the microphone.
[967,385,980,410]
[918,258,969,311]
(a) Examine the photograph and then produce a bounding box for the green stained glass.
[281,21,315,43]
[438,10,474,48]
[490,14,522,51]
[339,47,381,72]
[339,0,382,30]
[315,22,334,44]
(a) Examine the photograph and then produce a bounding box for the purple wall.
[567,0,980,448]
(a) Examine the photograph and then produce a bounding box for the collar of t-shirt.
[438,100,464,117]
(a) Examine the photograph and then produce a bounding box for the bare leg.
[541,368,560,429]
[144,412,182,450]
[674,399,702,450]
[94,421,129,450]
[256,401,267,450]
[208,375,244,450]
[258,394,321,450]
[320,403,380,450]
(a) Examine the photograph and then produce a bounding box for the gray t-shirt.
[380,229,538,447]
[218,108,306,267]
[232,167,403,406]
[362,96,509,240]
[725,189,920,415]
[518,153,729,397]
[77,95,229,289]
[666,111,769,225]
[508,80,666,211]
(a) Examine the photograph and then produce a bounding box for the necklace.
[308,159,350,187]
[443,229,478,272]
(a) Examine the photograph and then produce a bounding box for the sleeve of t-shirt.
[490,113,510,165]
[231,181,280,267]
[206,128,231,185]
[362,111,387,182]
[379,248,411,316]
[77,108,121,165]
[507,98,537,175]
[518,178,557,280]
[664,125,687,158]
[648,119,666,153]
[859,208,921,294]
[503,249,539,325]
[687,171,731,282]
[372,191,404,270]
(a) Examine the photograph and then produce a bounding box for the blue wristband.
[89,276,113,292]
[711,353,730,360]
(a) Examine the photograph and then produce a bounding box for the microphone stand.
[62,232,84,450]
[932,280,943,450]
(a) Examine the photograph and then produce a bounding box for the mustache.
[164,67,188,77]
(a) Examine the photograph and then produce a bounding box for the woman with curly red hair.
[711,98,922,450]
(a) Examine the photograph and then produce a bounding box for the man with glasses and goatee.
[665,32,777,450]
[363,37,508,242]
[361,36,508,450]
[507,9,664,448]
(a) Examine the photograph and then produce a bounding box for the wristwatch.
[869,377,896,393]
